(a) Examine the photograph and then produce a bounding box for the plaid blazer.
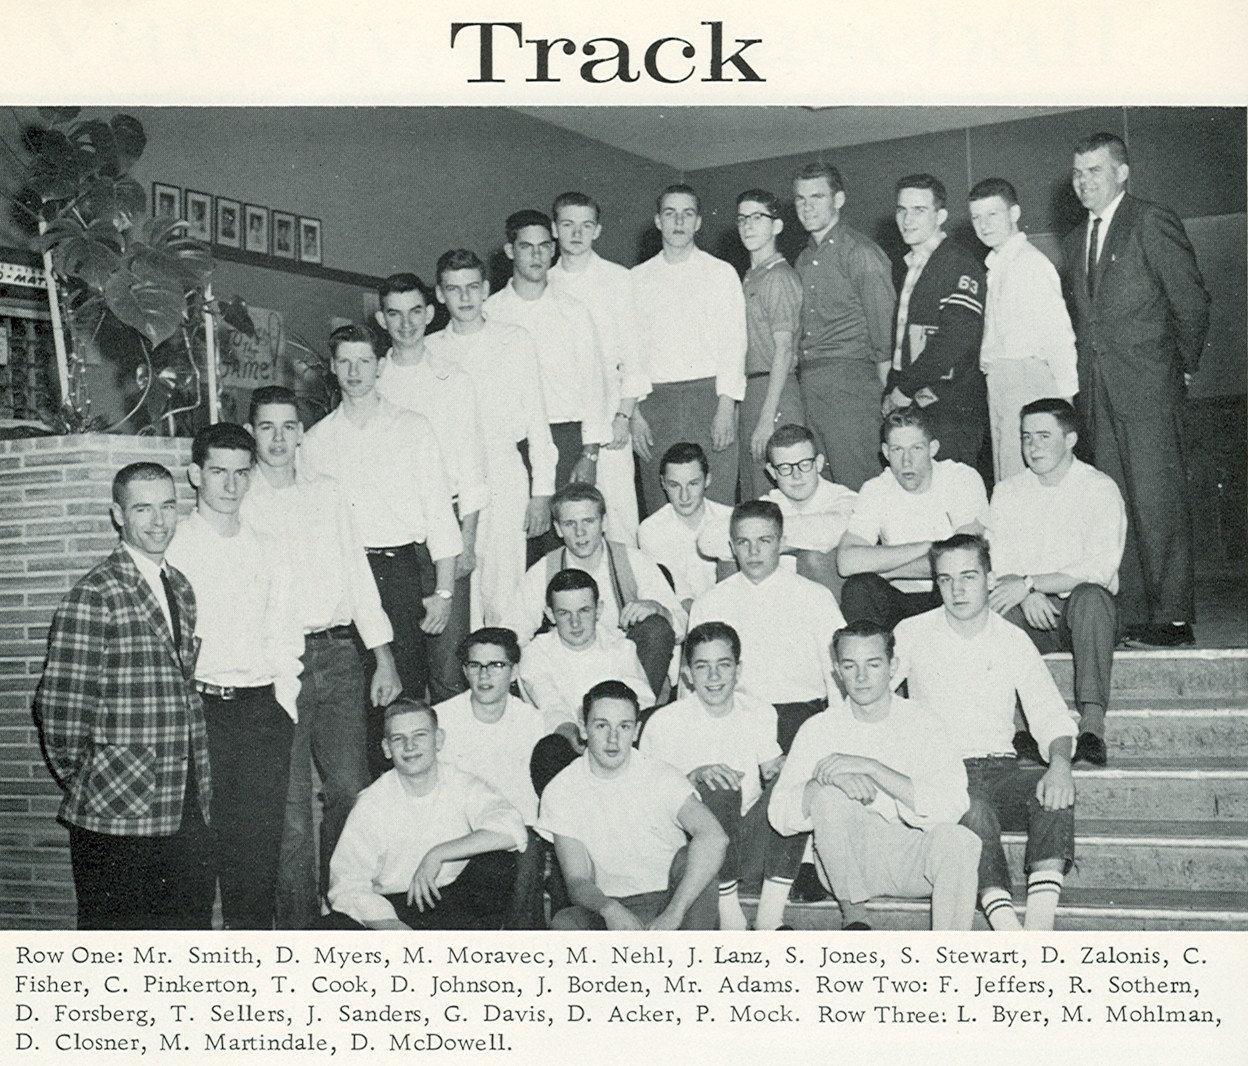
[33,545,211,836]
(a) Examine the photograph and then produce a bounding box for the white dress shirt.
[122,541,174,634]
[688,568,845,705]
[298,398,462,561]
[486,281,612,444]
[980,232,1078,396]
[631,247,747,400]
[519,627,656,729]
[240,468,393,648]
[983,458,1127,595]
[894,608,1077,761]
[376,348,490,517]
[637,500,732,603]
[166,511,303,717]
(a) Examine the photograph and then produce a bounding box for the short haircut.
[736,188,782,218]
[552,191,600,221]
[1020,397,1080,436]
[457,626,521,667]
[248,385,298,425]
[191,422,255,467]
[505,209,553,244]
[794,161,845,195]
[882,406,934,444]
[929,532,992,576]
[766,423,818,464]
[112,462,174,506]
[582,678,640,723]
[730,498,784,537]
[382,696,437,730]
[378,272,432,305]
[1074,131,1129,166]
[550,481,606,520]
[546,568,600,608]
[656,183,701,216]
[832,619,896,661]
[895,173,947,211]
[660,441,709,478]
[968,177,1018,207]
[435,248,486,285]
[327,322,379,360]
[684,620,742,665]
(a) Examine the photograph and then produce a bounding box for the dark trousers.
[425,571,472,706]
[959,756,1075,896]
[775,697,828,755]
[637,378,737,516]
[276,632,370,930]
[507,828,552,930]
[550,844,719,930]
[320,850,518,931]
[627,612,676,698]
[799,358,885,492]
[1085,368,1193,626]
[841,573,941,630]
[365,542,433,776]
[531,734,580,798]
[202,685,293,930]
[527,420,583,564]
[924,402,987,472]
[1003,584,1116,733]
[697,781,805,893]
[69,768,213,931]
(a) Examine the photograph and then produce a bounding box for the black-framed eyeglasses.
[465,660,510,673]
[735,211,775,226]
[772,457,817,476]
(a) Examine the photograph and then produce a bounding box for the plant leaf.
[109,114,146,169]
[104,269,185,347]
[57,236,121,291]
[70,119,119,178]
[113,176,145,217]
[38,106,82,125]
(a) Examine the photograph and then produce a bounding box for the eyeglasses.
[771,457,817,476]
[735,212,775,226]
[465,660,510,674]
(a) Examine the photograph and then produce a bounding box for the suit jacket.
[33,545,211,836]
[1062,193,1211,400]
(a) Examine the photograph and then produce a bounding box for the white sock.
[718,883,748,931]
[1024,871,1064,931]
[982,887,1021,930]
[754,877,791,930]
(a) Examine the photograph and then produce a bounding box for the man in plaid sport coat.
[34,462,213,929]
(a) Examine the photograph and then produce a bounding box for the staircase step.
[1046,648,1248,701]
[1004,820,1248,893]
[1072,763,1248,821]
[751,889,1248,932]
[1103,702,1248,758]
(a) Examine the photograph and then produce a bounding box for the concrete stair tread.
[1008,818,1248,841]
[1073,757,1248,773]
[1103,697,1248,711]
[759,887,1248,916]
[1045,648,1248,662]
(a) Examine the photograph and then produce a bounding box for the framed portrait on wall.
[185,189,212,242]
[244,204,269,254]
[152,182,180,219]
[272,210,296,260]
[298,216,322,265]
[216,197,241,248]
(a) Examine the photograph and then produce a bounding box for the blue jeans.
[275,634,370,930]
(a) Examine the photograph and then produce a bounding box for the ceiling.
[513,105,1087,173]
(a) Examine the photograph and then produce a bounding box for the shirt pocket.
[82,744,156,819]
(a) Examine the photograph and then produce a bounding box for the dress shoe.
[843,921,873,931]
[790,863,830,903]
[1073,732,1107,766]
[1013,730,1043,764]
[1123,622,1195,648]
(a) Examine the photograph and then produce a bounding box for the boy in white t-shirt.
[838,407,986,628]
[641,622,806,931]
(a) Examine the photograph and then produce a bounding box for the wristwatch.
[1022,575,1035,593]
[434,588,454,601]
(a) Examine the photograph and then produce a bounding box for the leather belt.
[194,681,272,701]
[306,625,354,642]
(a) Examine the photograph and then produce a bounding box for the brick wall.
[0,433,193,929]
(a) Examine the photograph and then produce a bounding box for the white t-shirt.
[845,460,987,591]
[434,692,547,825]
[641,692,781,813]
[764,478,858,553]
[638,500,732,602]
[519,627,656,730]
[538,750,695,898]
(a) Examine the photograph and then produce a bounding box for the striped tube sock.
[1024,871,1065,931]
[718,881,748,930]
[982,887,1021,930]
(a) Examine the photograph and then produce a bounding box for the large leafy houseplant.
[15,107,214,432]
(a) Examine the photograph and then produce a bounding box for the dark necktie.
[159,568,183,650]
[1086,216,1101,299]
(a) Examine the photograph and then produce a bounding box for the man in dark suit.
[34,462,213,929]
[1062,132,1211,646]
